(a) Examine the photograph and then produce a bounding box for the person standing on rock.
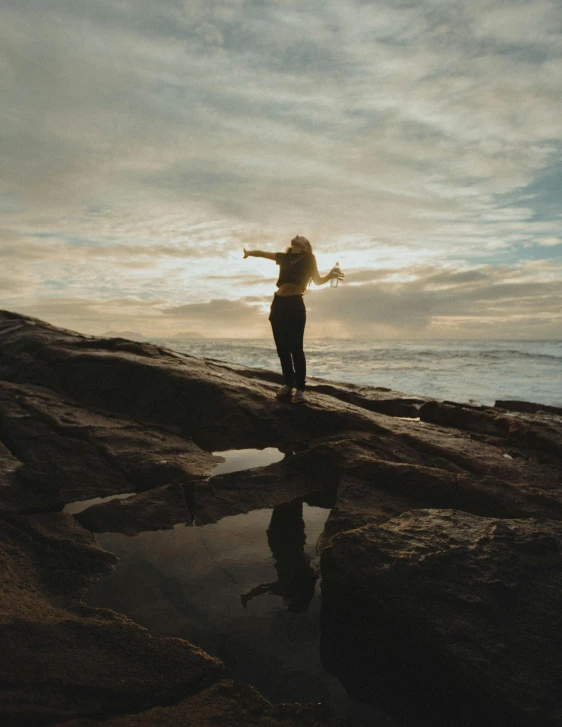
[244,236,343,404]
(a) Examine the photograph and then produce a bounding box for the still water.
[85,448,398,725]
[63,491,135,515]
[62,449,283,515]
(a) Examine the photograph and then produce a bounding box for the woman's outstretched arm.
[244,248,277,261]
[312,260,344,286]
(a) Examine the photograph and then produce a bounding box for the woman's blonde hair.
[286,235,313,254]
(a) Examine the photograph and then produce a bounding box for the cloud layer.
[11,260,561,340]
[1,0,561,337]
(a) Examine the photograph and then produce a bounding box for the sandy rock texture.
[55,680,330,727]
[321,510,562,727]
[0,511,221,727]
[1,310,561,726]
[74,482,194,535]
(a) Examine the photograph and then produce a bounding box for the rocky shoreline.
[0,310,561,726]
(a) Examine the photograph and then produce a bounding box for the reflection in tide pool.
[211,447,284,475]
[240,500,317,613]
[63,448,281,516]
[63,492,135,515]
[87,501,394,725]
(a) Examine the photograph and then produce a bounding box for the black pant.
[269,294,306,390]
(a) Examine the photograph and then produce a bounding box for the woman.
[244,235,343,404]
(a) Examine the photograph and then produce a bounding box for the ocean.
[151,338,562,408]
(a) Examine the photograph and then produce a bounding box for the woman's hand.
[331,267,345,281]
[244,250,276,261]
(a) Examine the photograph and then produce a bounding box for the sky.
[1,0,561,339]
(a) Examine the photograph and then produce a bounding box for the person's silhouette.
[241,499,317,613]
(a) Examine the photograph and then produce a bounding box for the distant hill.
[102,330,146,340]
[171,331,204,339]
[102,330,205,341]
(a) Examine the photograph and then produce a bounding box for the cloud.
[305,261,562,338]
[164,297,268,335]
[3,0,561,226]
[1,0,562,339]
[0,275,31,296]
[6,260,560,341]
[8,292,272,339]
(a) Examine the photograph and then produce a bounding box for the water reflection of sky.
[83,446,397,725]
[89,505,326,691]
[63,492,135,515]
[88,502,395,725]
[62,448,283,514]
[211,447,284,475]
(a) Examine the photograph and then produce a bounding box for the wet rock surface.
[74,482,194,535]
[1,310,561,726]
[0,511,221,727]
[55,680,332,727]
[321,510,562,727]
[193,459,332,526]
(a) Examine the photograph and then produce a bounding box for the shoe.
[292,389,306,404]
[276,385,293,398]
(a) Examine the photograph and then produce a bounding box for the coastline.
[151,336,562,408]
[1,310,561,727]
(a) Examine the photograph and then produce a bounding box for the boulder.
[0,380,221,510]
[496,400,562,416]
[1,310,562,726]
[54,679,332,727]
[193,458,331,525]
[321,509,562,726]
[0,512,221,726]
[420,400,562,460]
[75,482,193,535]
